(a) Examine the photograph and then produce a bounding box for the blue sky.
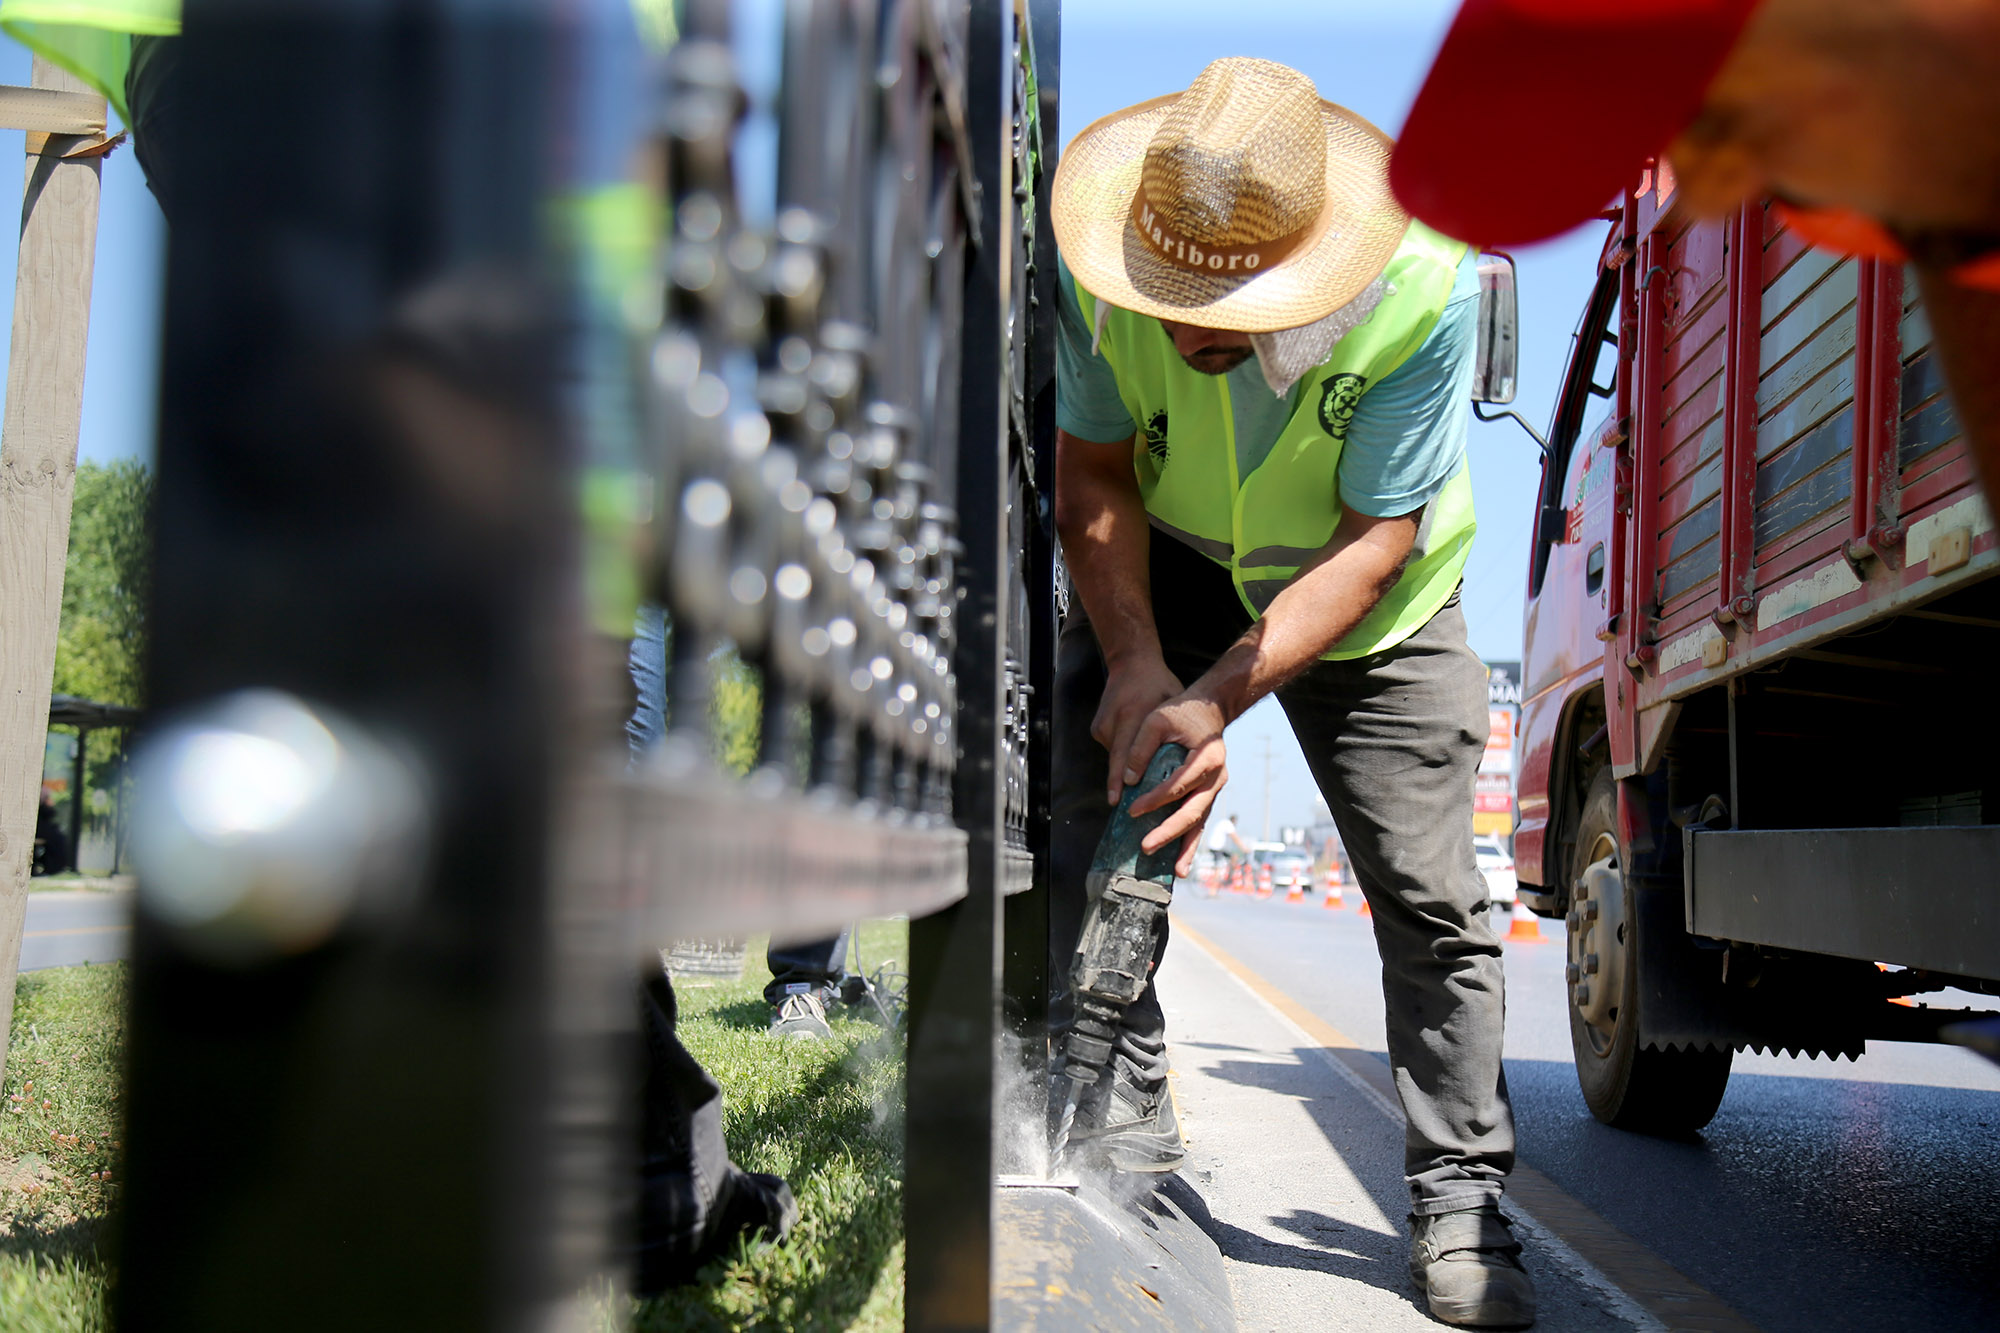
[0,3,1610,835]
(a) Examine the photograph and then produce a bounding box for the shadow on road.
[1198,1041,2000,1332]
[1163,1173,1431,1319]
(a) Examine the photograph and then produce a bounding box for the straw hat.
[1053,58,1410,334]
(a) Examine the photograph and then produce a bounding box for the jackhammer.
[1050,742,1188,1169]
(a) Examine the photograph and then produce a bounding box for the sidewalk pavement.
[1159,918,1658,1332]
[18,886,132,972]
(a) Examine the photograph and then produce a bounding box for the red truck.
[1483,167,1999,1133]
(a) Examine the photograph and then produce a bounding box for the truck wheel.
[1566,770,1731,1133]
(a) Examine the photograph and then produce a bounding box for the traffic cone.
[1285,877,1304,904]
[1357,896,1371,918]
[1320,866,1343,909]
[1256,863,1273,898]
[1201,864,1219,898]
[1504,901,1544,943]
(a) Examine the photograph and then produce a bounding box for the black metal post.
[1001,0,1061,1081]
[117,2,583,1328]
[907,0,1015,1326]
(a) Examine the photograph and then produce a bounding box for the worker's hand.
[1092,655,1185,806]
[1124,691,1229,877]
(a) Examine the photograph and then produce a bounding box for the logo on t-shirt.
[1143,411,1170,462]
[1317,373,1367,440]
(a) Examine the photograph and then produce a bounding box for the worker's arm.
[1054,426,1189,804]
[1121,508,1420,871]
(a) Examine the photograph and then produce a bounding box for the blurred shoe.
[637,1162,797,1294]
[769,987,832,1039]
[1409,1205,1537,1328]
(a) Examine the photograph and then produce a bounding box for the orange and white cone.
[1285,876,1305,904]
[1320,867,1343,909]
[1504,901,1544,943]
[1256,863,1273,898]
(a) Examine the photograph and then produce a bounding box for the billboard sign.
[1477,662,1522,837]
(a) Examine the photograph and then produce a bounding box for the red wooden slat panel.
[1657,373,1726,501]
[1660,308,1730,423]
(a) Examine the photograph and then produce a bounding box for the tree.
[49,460,153,855]
[711,650,761,777]
[54,460,152,708]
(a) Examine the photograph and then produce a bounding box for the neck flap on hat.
[1250,277,1392,397]
[1089,276,1394,399]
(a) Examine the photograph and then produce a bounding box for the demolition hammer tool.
[1050,741,1188,1169]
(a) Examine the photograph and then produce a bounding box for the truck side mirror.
[1473,251,1519,405]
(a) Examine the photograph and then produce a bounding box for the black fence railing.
[117,0,1059,1328]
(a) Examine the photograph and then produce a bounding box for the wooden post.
[0,58,105,1072]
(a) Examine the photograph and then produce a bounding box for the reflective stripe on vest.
[1077,220,1477,660]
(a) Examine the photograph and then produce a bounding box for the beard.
[1180,344,1254,375]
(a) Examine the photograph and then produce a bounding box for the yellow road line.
[1172,915,1760,1333]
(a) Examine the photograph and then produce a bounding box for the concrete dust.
[993,1029,1052,1180]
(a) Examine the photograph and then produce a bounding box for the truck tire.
[1567,769,1731,1133]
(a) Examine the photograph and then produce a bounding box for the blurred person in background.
[625,611,855,1042]
[1393,0,2000,510]
[1205,810,1250,866]
[34,790,70,876]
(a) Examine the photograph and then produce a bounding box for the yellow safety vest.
[0,0,177,124]
[1075,221,1476,660]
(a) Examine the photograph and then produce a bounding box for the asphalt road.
[1170,888,2000,1333]
[18,889,130,972]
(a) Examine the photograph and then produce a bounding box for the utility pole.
[0,59,109,1075]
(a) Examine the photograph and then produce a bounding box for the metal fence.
[118,0,1057,1328]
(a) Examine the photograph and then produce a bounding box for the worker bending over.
[1049,58,1532,1329]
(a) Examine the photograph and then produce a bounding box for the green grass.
[0,927,908,1333]
[608,919,909,1333]
[0,963,125,1333]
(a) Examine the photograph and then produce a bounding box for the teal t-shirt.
[1055,250,1479,519]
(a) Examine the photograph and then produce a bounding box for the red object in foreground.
[1392,0,1760,245]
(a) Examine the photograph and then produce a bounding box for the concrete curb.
[996,1174,1236,1331]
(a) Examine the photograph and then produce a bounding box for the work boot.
[769,986,832,1039]
[1408,1206,1537,1328]
[638,1160,798,1294]
[1070,1060,1185,1173]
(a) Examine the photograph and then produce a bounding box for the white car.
[1268,854,1313,892]
[1474,835,1518,908]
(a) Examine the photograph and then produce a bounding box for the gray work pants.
[1050,537,1514,1214]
